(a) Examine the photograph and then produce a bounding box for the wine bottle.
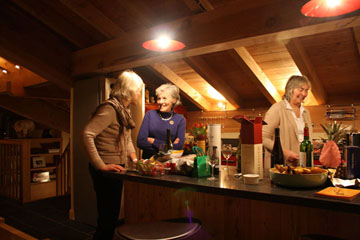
[271,128,284,167]
[299,123,313,167]
[236,134,241,173]
[164,128,173,153]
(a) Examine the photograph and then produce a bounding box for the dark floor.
[0,195,96,240]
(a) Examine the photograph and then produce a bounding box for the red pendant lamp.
[301,0,360,17]
[142,36,185,52]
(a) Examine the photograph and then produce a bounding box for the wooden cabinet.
[0,138,64,203]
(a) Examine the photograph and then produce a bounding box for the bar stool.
[113,218,211,240]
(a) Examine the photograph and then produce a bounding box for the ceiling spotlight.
[301,0,360,17]
[15,65,20,69]
[142,35,185,52]
[1,67,8,74]
[218,102,226,110]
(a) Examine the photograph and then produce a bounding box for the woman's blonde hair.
[110,70,144,101]
[155,83,181,108]
[283,75,312,101]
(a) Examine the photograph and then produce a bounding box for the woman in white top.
[262,75,313,170]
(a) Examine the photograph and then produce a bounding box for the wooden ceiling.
[0,0,360,132]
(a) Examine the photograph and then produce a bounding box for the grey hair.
[155,83,181,107]
[110,70,144,101]
[283,75,312,101]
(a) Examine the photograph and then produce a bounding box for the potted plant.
[319,121,346,168]
[189,123,207,152]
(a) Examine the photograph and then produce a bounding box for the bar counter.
[108,171,360,240]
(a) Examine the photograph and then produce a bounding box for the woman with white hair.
[137,83,186,159]
[82,70,143,240]
[263,75,313,169]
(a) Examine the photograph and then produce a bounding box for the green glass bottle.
[299,123,313,167]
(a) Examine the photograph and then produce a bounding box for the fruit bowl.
[270,168,328,188]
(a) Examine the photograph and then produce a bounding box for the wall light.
[301,0,360,17]
[0,67,9,74]
[142,35,185,52]
[218,102,226,110]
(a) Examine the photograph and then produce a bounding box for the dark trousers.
[89,164,123,240]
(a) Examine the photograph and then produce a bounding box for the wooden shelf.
[0,138,62,203]
[30,166,56,171]
[30,180,56,185]
[30,153,60,157]
[325,105,356,121]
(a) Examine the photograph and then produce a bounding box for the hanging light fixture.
[142,35,185,52]
[301,0,360,17]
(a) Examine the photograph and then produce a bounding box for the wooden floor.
[0,195,95,240]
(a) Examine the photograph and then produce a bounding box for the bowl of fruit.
[270,165,328,188]
[136,157,166,177]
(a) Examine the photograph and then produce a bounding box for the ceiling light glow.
[15,65,20,69]
[2,69,8,74]
[157,36,171,49]
[142,34,185,52]
[326,0,341,8]
[301,0,360,17]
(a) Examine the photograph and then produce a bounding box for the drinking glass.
[221,144,233,172]
[207,147,218,181]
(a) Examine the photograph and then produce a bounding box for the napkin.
[315,187,360,201]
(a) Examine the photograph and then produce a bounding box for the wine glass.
[221,144,233,172]
[207,147,218,181]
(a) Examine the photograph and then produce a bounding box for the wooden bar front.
[117,173,360,240]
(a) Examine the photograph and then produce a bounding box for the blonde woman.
[82,70,143,240]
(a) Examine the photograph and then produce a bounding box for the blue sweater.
[137,110,186,159]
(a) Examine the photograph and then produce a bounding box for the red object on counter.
[221,155,237,166]
[232,115,267,144]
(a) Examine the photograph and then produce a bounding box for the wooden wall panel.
[124,180,360,240]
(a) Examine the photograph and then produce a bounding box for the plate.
[270,168,328,188]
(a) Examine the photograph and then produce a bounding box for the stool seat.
[115,220,201,240]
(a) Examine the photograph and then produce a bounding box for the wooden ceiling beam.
[72,0,360,76]
[185,56,242,109]
[0,57,48,96]
[286,38,326,105]
[353,26,360,57]
[149,63,211,111]
[59,0,125,39]
[0,1,72,90]
[234,47,281,104]
[12,0,94,48]
[0,95,70,133]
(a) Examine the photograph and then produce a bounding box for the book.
[315,187,360,201]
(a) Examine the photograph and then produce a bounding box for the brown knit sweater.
[82,104,135,170]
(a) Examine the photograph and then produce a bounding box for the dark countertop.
[107,171,360,214]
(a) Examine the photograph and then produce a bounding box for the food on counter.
[136,157,165,177]
[273,164,327,175]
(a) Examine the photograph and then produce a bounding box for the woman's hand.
[283,149,299,166]
[173,138,180,144]
[147,137,155,144]
[100,164,126,172]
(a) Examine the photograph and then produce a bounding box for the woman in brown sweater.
[82,70,143,240]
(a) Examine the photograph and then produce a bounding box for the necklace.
[159,112,173,121]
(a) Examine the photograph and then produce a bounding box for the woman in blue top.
[137,83,186,159]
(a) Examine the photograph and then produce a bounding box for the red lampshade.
[301,0,360,17]
[142,39,185,52]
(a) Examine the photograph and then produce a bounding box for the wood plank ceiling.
[0,0,360,132]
